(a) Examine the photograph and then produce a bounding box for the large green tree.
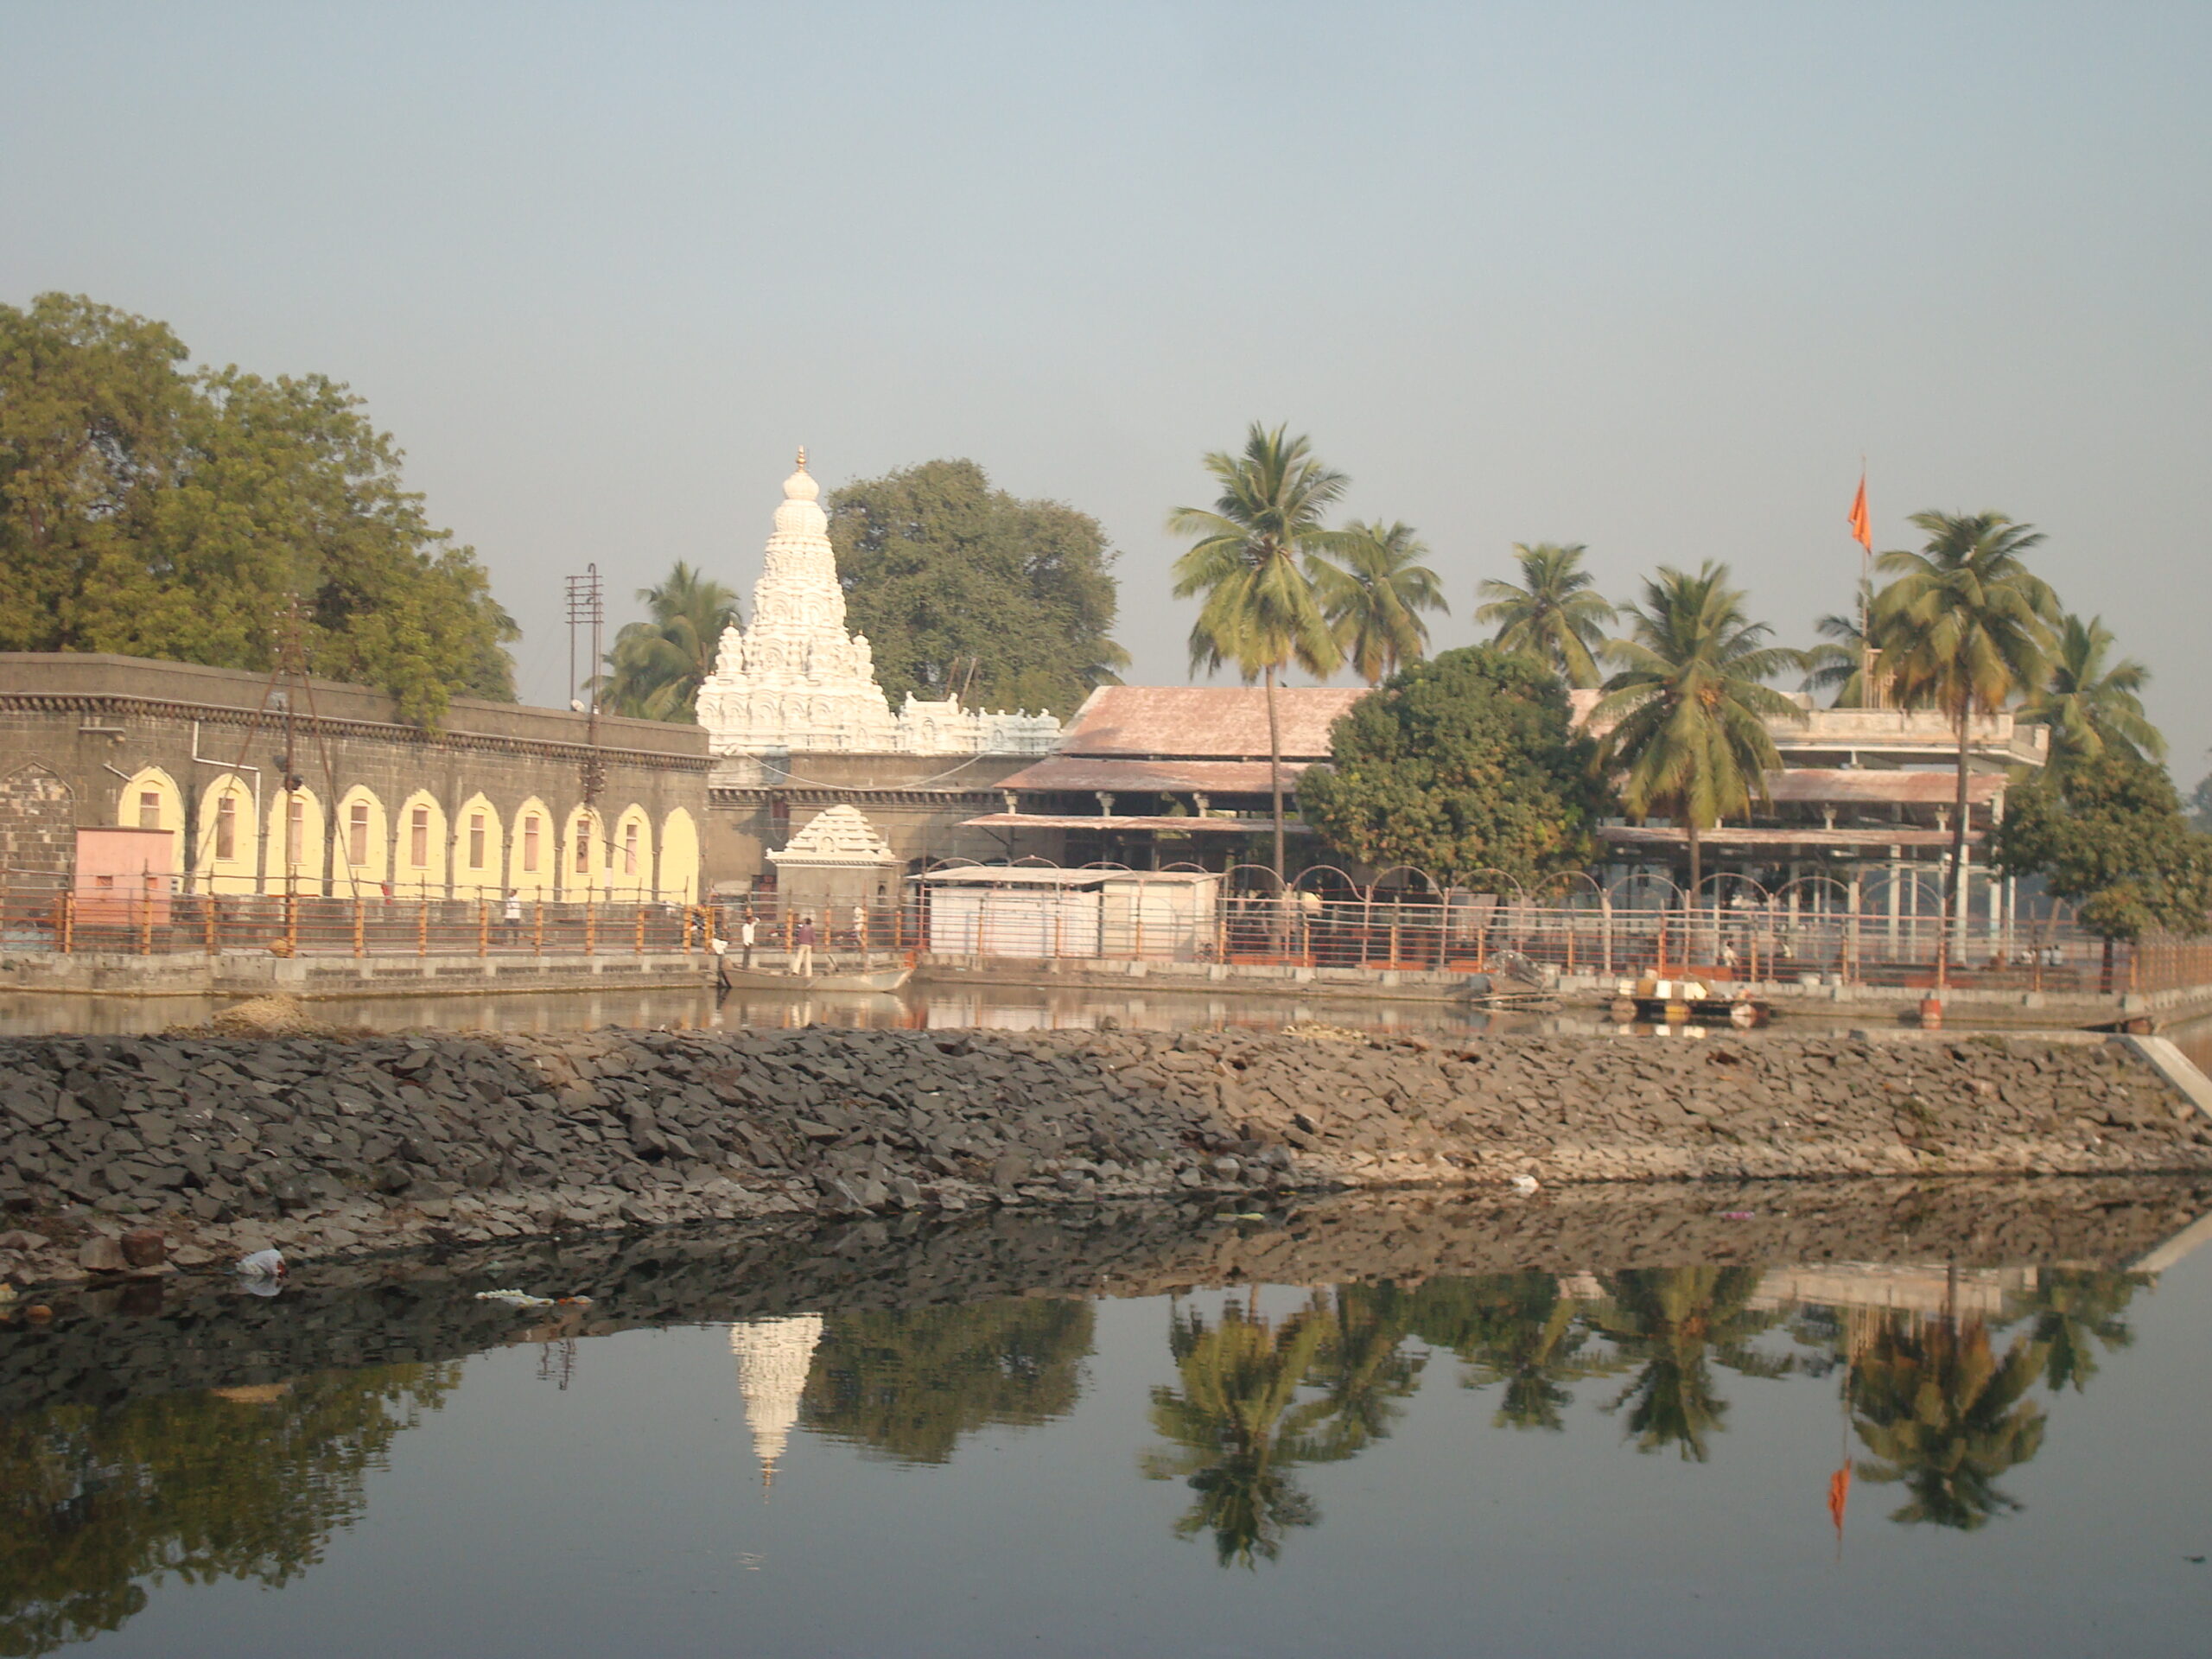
[1298,646,1606,886]
[1993,752,2212,948]
[596,561,740,721]
[1592,563,1802,912]
[2017,613,2164,779]
[1476,542,1617,689]
[1312,519,1447,685]
[1171,423,1353,884]
[1870,511,2058,981]
[827,458,1126,719]
[0,293,517,724]
[1800,579,1876,709]
[0,1363,458,1655]
[1849,1318,2048,1530]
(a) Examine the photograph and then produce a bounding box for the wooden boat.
[716,959,913,994]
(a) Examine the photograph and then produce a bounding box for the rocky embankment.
[1,1024,2209,1287]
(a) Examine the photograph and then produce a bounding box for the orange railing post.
[353,896,365,957]
[635,906,645,955]
[417,899,429,957]
[533,899,544,957]
[478,899,490,957]
[584,903,596,957]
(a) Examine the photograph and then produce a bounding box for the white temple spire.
[728,1314,823,1494]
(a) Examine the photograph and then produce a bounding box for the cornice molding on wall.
[0,692,713,774]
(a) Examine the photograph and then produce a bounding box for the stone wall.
[0,653,709,902]
[2,1027,2209,1291]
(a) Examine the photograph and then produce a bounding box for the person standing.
[851,901,868,951]
[792,914,816,976]
[740,911,757,969]
[502,889,523,946]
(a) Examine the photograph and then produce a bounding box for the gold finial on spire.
[795,446,807,470]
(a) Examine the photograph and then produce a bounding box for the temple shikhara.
[696,453,1059,762]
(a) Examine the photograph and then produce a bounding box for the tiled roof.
[1058,685,1368,760]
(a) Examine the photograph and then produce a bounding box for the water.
[0,982,1536,1039]
[7,1182,2211,1657]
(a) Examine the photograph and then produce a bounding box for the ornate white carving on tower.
[696,453,1063,759]
[728,1313,824,1491]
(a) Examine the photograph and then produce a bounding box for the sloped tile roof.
[1058,685,1369,760]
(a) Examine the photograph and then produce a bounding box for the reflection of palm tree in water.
[1305,1287,1426,1459]
[1408,1273,1621,1433]
[1848,1313,2049,1529]
[2021,1269,2141,1395]
[1143,1296,1340,1567]
[1593,1266,1789,1462]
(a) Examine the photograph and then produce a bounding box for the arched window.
[622,819,639,875]
[215,794,238,862]
[348,800,371,868]
[468,811,487,871]
[410,805,429,868]
[523,815,541,874]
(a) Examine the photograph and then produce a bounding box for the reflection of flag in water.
[1847,474,1872,551]
[1827,1462,1852,1554]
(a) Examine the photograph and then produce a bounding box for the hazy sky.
[6,3,2208,770]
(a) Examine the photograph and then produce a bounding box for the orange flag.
[1847,474,1872,551]
[1828,1463,1852,1551]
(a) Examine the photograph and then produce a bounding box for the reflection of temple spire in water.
[729,1315,823,1491]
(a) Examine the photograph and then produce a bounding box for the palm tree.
[1170,424,1352,883]
[596,561,741,721]
[1142,1297,1338,1567]
[1870,512,2058,983]
[2018,613,2164,778]
[1444,1273,1621,1433]
[1476,543,1617,688]
[2018,1268,2141,1395]
[1802,579,1876,708]
[1592,1267,1789,1462]
[1311,521,1447,685]
[1302,1286,1426,1459]
[1592,563,1803,926]
[1849,1316,2048,1529]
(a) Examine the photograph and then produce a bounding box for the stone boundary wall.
[3,1027,2210,1288]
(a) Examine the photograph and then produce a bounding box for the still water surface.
[7,1191,2210,1658]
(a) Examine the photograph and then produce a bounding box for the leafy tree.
[0,293,517,724]
[1801,579,1875,708]
[1475,543,1616,689]
[1172,423,1354,884]
[1142,1296,1338,1567]
[827,458,1126,719]
[800,1299,1092,1465]
[1849,1317,2048,1529]
[596,561,740,721]
[1298,646,1607,886]
[1870,511,2058,975]
[1311,520,1446,684]
[2017,613,2164,778]
[1592,563,1802,910]
[1993,752,2212,946]
[0,1363,459,1655]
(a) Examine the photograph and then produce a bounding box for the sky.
[5,2,2208,772]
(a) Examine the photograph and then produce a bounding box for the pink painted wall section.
[74,828,175,923]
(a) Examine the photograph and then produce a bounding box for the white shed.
[916,867,1219,961]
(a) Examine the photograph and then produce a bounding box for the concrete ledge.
[0,950,711,999]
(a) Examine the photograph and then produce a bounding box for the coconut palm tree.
[1170,424,1352,883]
[1870,512,2058,982]
[1849,1316,2049,1529]
[596,561,741,721]
[1311,521,1447,685]
[1801,579,1876,708]
[1142,1297,1338,1567]
[2018,613,2164,778]
[1476,543,1617,689]
[1593,1266,1789,1462]
[2018,1269,2141,1395]
[1593,563,1804,928]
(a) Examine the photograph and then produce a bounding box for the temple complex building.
[700,454,1061,893]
